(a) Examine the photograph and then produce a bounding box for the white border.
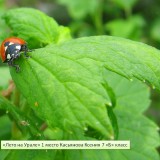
[1,140,130,150]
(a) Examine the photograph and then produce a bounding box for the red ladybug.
[0,37,31,71]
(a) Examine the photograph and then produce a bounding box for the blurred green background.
[0,0,160,145]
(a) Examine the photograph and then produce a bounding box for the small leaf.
[111,0,138,10]
[0,4,10,43]
[105,71,160,159]
[106,106,119,140]
[104,70,151,113]
[107,110,160,160]
[151,19,160,42]
[0,95,44,139]
[57,0,99,19]
[102,82,116,108]
[57,26,72,44]
[3,150,57,160]
[105,15,145,40]
[0,67,11,89]
[3,8,71,48]
[0,150,10,160]
[0,115,12,140]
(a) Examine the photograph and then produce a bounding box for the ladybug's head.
[21,44,27,52]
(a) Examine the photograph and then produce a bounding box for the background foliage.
[0,0,160,160]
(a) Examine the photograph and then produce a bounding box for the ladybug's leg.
[21,44,32,58]
[8,57,20,72]
[24,51,30,58]
[24,48,34,58]
[8,50,20,72]
[24,47,30,58]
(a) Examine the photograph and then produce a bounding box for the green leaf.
[106,106,119,140]
[102,82,116,108]
[60,72,160,160]
[3,8,71,48]
[3,150,57,160]
[104,70,151,113]
[0,67,11,89]
[9,47,114,139]
[46,36,160,89]
[64,114,160,160]
[9,35,160,140]
[105,71,159,159]
[57,0,99,19]
[151,19,160,42]
[0,115,12,140]
[0,95,44,139]
[108,110,160,160]
[56,26,72,44]
[0,150,10,160]
[0,1,10,43]
[105,15,145,40]
[0,18,10,43]
[111,0,138,10]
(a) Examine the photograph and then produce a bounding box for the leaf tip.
[152,85,156,89]
[84,127,88,131]
[108,102,112,106]
[109,135,114,140]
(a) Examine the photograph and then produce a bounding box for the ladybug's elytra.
[0,37,31,72]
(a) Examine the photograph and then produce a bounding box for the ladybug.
[0,37,31,72]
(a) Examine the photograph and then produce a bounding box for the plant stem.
[125,7,132,19]
[13,86,20,107]
[93,1,104,35]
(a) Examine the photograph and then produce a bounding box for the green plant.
[0,8,159,160]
